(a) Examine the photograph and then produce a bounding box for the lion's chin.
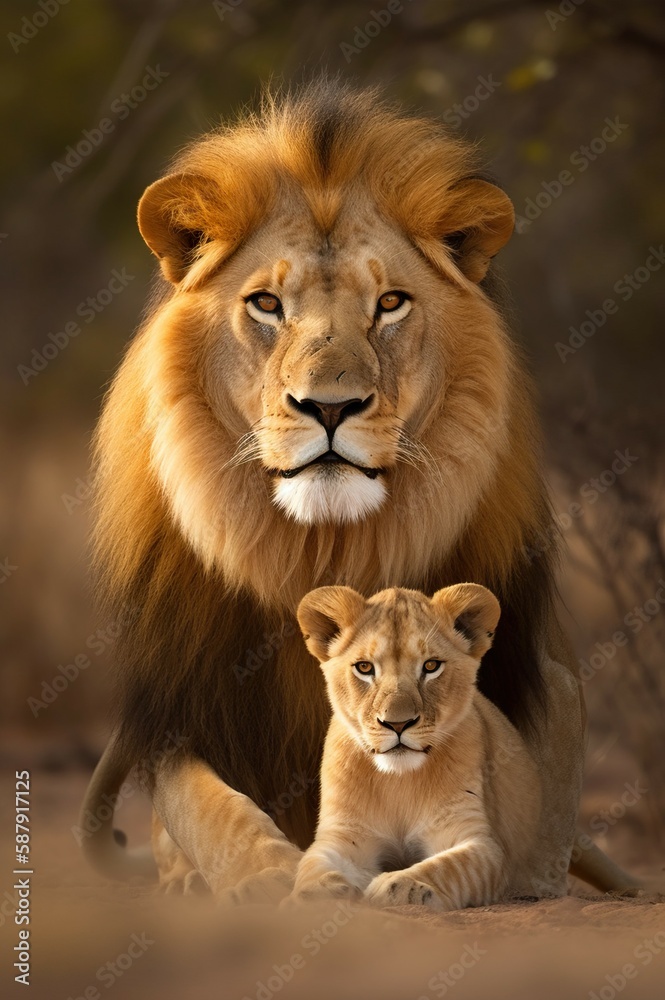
[273,463,387,524]
[372,747,429,775]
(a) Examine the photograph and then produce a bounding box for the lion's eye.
[423,659,444,675]
[375,291,412,326]
[377,291,408,313]
[246,292,283,318]
[252,293,281,313]
[353,661,375,677]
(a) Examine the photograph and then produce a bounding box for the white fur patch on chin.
[273,467,387,524]
[373,749,428,774]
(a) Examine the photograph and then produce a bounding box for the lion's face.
[297,584,500,774]
[202,193,450,524]
[133,96,518,597]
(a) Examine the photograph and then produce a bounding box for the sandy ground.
[0,756,663,1000]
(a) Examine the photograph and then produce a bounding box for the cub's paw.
[219,866,295,906]
[287,870,362,905]
[365,871,444,911]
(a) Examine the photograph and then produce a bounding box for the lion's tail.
[78,731,157,881]
[569,835,642,894]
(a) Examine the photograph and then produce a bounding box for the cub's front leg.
[289,830,376,903]
[365,836,506,912]
[365,870,445,910]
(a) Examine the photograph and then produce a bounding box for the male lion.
[80,80,636,899]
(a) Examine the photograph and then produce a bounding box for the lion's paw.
[220,866,295,906]
[365,871,444,910]
[160,867,210,896]
[286,870,363,906]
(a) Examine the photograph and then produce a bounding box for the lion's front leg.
[151,812,209,895]
[153,757,302,900]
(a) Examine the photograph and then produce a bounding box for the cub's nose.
[287,395,373,436]
[377,716,420,735]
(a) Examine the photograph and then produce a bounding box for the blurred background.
[1,0,664,881]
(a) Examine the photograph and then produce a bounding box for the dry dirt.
[1,757,663,1000]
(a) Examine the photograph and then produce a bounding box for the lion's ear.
[137,173,221,284]
[431,583,501,659]
[297,586,366,663]
[438,179,515,283]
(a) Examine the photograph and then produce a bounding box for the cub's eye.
[353,661,375,677]
[246,292,283,320]
[422,659,445,675]
[377,291,407,312]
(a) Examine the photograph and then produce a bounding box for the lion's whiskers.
[222,430,264,471]
[395,429,447,492]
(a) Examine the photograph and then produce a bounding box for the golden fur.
[98,89,535,610]
[79,80,637,899]
[291,584,541,909]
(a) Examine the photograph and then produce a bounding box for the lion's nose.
[287,395,373,436]
[377,716,420,735]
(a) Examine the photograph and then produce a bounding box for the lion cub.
[290,584,541,911]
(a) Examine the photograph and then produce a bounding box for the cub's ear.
[438,178,515,283]
[431,583,501,660]
[137,173,221,284]
[297,586,366,663]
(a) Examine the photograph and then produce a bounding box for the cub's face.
[297,584,500,775]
